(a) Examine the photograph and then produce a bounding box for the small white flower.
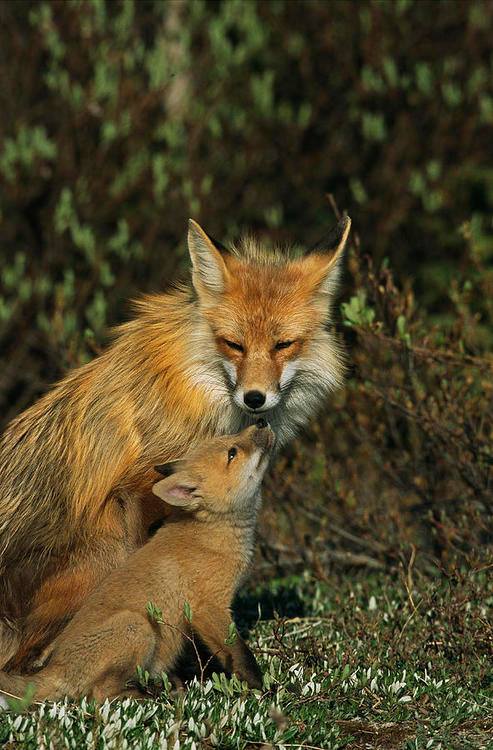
[399,695,412,703]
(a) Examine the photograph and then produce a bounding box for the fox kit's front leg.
[192,609,262,690]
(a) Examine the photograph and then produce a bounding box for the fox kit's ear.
[188,219,230,297]
[152,474,201,510]
[307,214,351,296]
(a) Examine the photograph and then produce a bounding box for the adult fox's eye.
[224,339,244,353]
[227,447,237,463]
[275,340,294,350]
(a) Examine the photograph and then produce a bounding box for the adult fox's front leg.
[7,492,145,672]
[8,558,110,671]
[0,611,158,703]
[0,378,150,668]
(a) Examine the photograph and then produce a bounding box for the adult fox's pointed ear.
[306,214,351,296]
[188,219,230,297]
[152,473,201,510]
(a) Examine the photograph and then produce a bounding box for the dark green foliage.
[0,1,491,570]
[0,3,491,744]
[259,232,492,579]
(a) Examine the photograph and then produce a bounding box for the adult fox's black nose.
[244,390,266,410]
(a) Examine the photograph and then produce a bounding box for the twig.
[261,540,386,571]
[396,598,423,643]
[0,687,45,707]
[260,619,324,644]
[294,503,388,555]
[320,548,385,570]
[404,544,417,610]
[247,741,332,750]
[356,326,493,370]
[325,193,341,220]
[153,617,227,686]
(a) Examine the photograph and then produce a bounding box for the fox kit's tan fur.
[0,423,272,701]
[0,216,350,669]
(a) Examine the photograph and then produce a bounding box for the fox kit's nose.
[251,419,274,450]
[244,390,266,410]
[251,424,275,452]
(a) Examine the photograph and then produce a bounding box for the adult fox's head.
[187,216,351,421]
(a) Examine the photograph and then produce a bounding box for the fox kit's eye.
[275,340,294,351]
[227,447,237,463]
[224,339,244,353]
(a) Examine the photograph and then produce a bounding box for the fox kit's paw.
[232,638,263,690]
[238,666,263,691]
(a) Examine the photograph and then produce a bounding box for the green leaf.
[146,601,163,623]
[225,621,238,646]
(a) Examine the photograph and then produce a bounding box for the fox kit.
[0,215,350,669]
[0,422,273,702]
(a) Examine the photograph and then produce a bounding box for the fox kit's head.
[187,216,351,419]
[152,420,274,519]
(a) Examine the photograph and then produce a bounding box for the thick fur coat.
[0,423,273,701]
[0,216,350,668]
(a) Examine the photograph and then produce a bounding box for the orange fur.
[0,424,272,701]
[0,217,350,669]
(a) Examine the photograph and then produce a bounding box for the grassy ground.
[1,569,491,749]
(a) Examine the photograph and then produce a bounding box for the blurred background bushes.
[0,0,492,574]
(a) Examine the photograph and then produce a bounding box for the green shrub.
[261,225,492,576]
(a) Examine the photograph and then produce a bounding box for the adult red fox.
[0,421,273,701]
[0,216,350,670]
